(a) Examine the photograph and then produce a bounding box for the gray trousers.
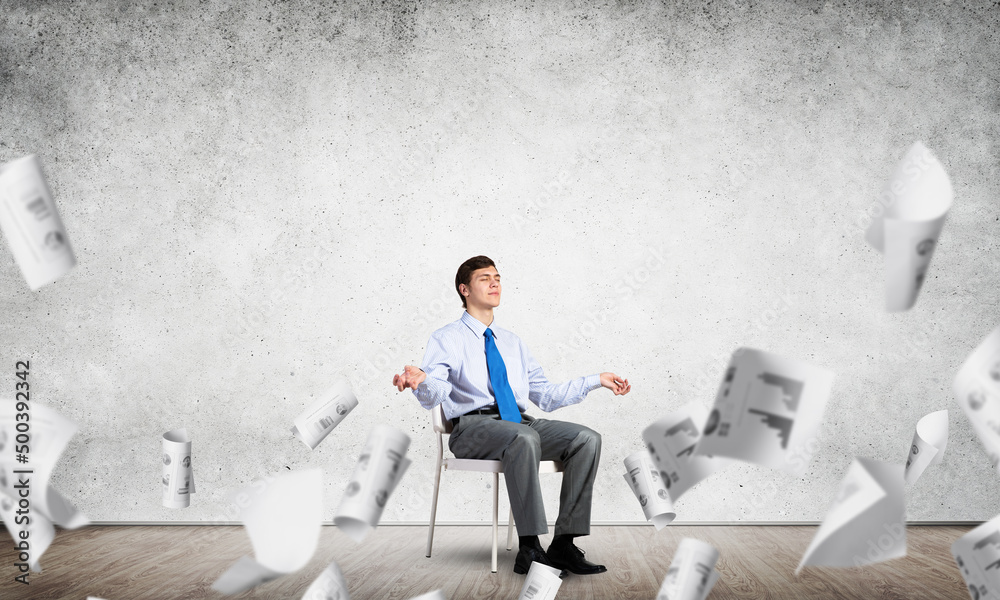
[448,413,602,537]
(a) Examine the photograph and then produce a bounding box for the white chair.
[425,404,563,573]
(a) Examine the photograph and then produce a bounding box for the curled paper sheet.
[407,591,447,600]
[797,457,905,573]
[301,561,351,600]
[162,428,196,508]
[0,400,89,571]
[212,468,323,595]
[334,425,411,543]
[865,141,953,312]
[0,155,76,290]
[904,410,948,485]
[292,379,359,450]
[656,538,720,600]
[0,492,54,572]
[623,450,676,529]
[954,325,1000,472]
[518,561,563,600]
[952,514,1000,600]
[695,348,835,476]
[643,402,730,502]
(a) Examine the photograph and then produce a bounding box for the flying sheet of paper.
[518,561,563,600]
[797,457,905,572]
[301,561,351,600]
[904,410,948,485]
[955,325,1000,472]
[0,491,54,572]
[0,400,89,528]
[0,154,76,290]
[212,468,322,595]
[292,379,359,450]
[953,513,1000,600]
[334,425,411,543]
[407,591,447,600]
[656,538,720,600]
[695,348,835,476]
[643,402,730,502]
[162,428,196,508]
[623,450,676,529]
[865,141,953,312]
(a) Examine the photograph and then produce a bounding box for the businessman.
[393,255,631,576]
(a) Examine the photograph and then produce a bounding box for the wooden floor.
[0,524,974,599]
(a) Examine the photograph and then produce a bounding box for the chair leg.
[507,506,515,551]
[426,440,444,558]
[492,471,499,573]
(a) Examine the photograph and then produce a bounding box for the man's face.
[462,266,501,309]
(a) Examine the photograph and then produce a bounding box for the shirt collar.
[461,310,492,338]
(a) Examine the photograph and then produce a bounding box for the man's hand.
[600,372,631,395]
[393,365,426,392]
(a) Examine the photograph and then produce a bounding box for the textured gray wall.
[1,0,998,525]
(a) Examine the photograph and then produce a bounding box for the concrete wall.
[1,0,998,525]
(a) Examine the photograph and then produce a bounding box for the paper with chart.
[656,538,719,600]
[301,561,351,600]
[162,428,196,508]
[865,141,953,312]
[797,457,905,572]
[334,425,411,543]
[643,402,730,502]
[0,400,89,529]
[623,450,676,529]
[518,561,563,600]
[0,154,76,290]
[904,410,948,485]
[292,378,359,450]
[0,491,54,572]
[955,325,1000,472]
[953,514,1000,600]
[695,348,835,475]
[212,468,322,595]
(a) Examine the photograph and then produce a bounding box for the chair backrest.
[432,403,453,435]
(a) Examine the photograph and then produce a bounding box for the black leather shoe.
[546,542,607,575]
[513,546,568,578]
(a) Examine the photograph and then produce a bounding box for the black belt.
[451,405,499,425]
[452,404,527,426]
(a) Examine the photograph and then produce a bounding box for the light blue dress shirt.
[413,311,602,420]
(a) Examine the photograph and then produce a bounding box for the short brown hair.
[455,255,496,309]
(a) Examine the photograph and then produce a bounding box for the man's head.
[455,255,500,310]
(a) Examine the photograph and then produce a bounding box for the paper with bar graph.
[643,402,730,502]
[953,514,1000,600]
[334,425,411,543]
[695,348,835,475]
[292,378,359,450]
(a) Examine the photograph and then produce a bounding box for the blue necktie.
[484,328,521,423]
